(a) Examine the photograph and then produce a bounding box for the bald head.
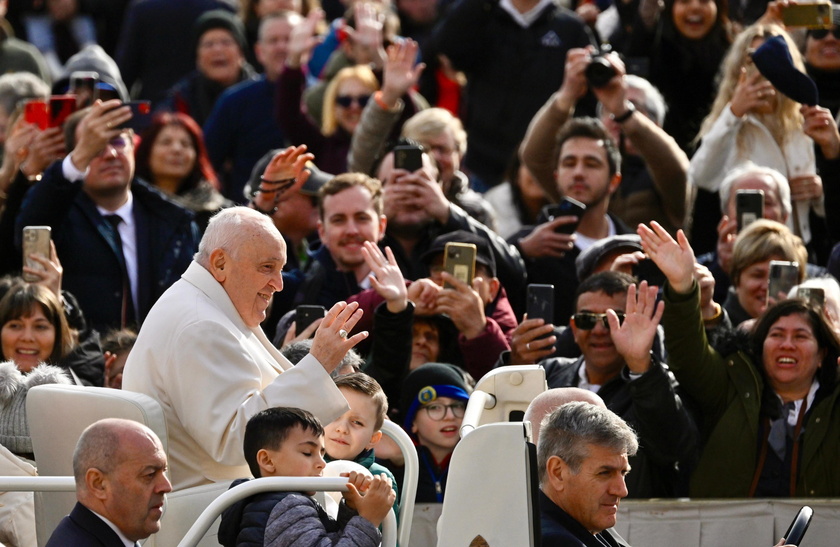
[525,388,606,445]
[70,418,171,542]
[73,418,162,488]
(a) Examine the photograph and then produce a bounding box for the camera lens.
[585,56,616,88]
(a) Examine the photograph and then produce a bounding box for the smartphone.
[632,258,667,286]
[736,189,764,232]
[798,286,825,310]
[393,144,423,172]
[295,305,326,335]
[767,260,800,305]
[69,70,99,107]
[443,242,476,289]
[543,197,587,235]
[783,505,813,545]
[22,226,51,283]
[526,284,554,325]
[118,100,153,132]
[24,99,48,130]
[782,1,832,28]
[48,95,77,128]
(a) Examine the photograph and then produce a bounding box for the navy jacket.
[46,502,128,547]
[203,75,287,204]
[16,161,199,333]
[539,491,630,547]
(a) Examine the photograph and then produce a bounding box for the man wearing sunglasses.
[535,271,697,498]
[16,99,199,334]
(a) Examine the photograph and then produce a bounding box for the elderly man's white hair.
[718,162,792,219]
[195,207,278,266]
[792,276,840,335]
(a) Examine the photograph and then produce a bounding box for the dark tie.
[105,214,136,328]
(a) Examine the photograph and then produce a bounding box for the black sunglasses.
[809,27,840,40]
[572,312,625,330]
[335,94,371,108]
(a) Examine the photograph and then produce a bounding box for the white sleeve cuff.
[62,154,89,182]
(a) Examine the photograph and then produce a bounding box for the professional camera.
[585,46,616,89]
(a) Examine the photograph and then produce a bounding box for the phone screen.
[767,261,799,306]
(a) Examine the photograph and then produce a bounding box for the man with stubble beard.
[512,117,629,326]
[374,140,528,316]
[270,172,388,343]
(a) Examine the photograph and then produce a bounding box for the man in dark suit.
[16,99,199,333]
[537,401,636,547]
[46,418,171,546]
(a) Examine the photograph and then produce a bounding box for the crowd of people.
[0,0,838,545]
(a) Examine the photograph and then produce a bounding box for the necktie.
[105,214,136,328]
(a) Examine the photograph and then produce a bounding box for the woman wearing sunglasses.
[803,24,840,118]
[801,22,840,247]
[640,221,840,498]
[276,9,380,174]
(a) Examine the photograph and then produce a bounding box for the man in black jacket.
[538,401,635,547]
[537,271,697,497]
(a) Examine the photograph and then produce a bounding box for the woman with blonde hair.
[689,23,823,250]
[276,9,380,174]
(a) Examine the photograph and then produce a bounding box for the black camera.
[585,46,617,88]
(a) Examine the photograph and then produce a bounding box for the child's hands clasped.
[342,472,395,527]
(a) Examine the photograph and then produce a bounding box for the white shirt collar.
[499,0,554,27]
[577,360,601,394]
[574,217,618,253]
[776,380,820,427]
[96,190,134,221]
[90,509,137,547]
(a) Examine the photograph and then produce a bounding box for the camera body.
[585,46,617,88]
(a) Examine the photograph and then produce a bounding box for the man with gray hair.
[46,418,172,546]
[699,163,799,305]
[123,146,364,489]
[537,401,637,546]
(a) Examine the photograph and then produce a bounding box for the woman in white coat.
[690,23,823,249]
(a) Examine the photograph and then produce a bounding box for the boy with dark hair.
[218,407,395,547]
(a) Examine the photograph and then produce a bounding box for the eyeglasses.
[809,27,840,40]
[335,94,371,108]
[199,37,237,50]
[96,136,130,157]
[107,136,130,149]
[572,312,625,330]
[422,402,466,421]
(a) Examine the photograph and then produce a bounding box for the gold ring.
[106,122,112,129]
